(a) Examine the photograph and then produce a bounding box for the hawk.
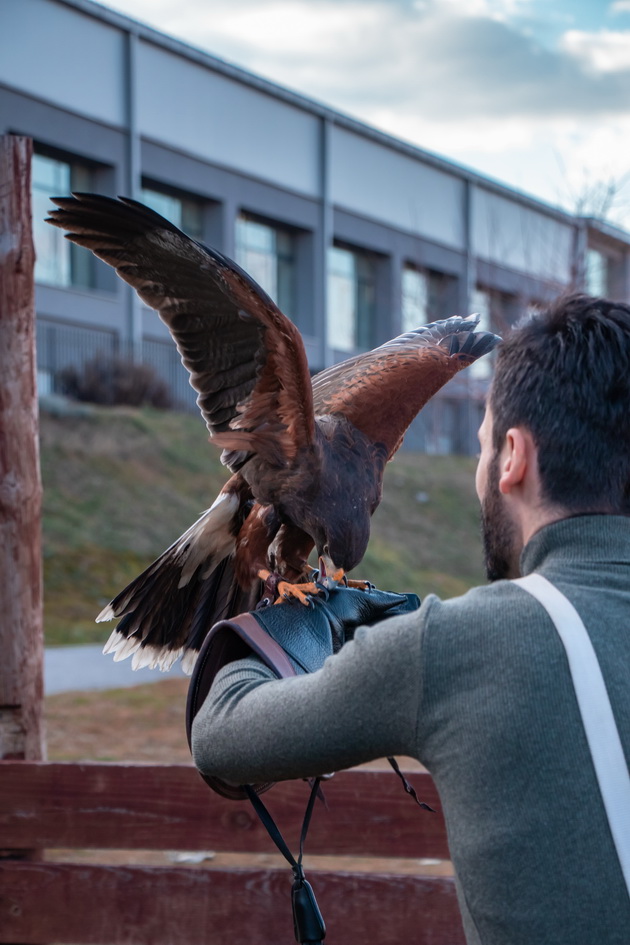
[47,194,499,672]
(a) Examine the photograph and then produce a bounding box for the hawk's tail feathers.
[99,491,256,674]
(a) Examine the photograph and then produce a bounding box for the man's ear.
[498,427,529,495]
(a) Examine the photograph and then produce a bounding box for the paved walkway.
[44,645,188,696]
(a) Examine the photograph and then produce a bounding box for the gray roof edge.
[56,0,602,231]
[581,216,630,247]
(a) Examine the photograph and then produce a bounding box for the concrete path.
[44,645,188,696]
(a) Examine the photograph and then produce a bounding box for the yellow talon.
[275,581,319,605]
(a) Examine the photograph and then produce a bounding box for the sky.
[100,0,630,227]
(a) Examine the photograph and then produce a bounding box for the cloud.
[561,28,630,73]
[423,0,537,20]
[198,3,630,122]
[394,14,630,118]
[611,0,630,14]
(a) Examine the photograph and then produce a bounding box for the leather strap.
[227,612,298,679]
[514,573,630,898]
[213,612,326,941]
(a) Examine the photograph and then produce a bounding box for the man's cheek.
[475,459,485,503]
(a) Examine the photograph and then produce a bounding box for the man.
[192,294,630,944]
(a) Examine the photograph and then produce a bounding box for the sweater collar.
[520,514,630,575]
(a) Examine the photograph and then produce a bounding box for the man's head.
[476,293,630,580]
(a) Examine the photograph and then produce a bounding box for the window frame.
[32,148,99,290]
[327,242,379,354]
[235,212,299,321]
[140,182,205,241]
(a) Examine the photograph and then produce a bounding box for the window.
[235,214,296,318]
[586,249,609,297]
[32,152,95,288]
[468,288,494,380]
[140,185,204,240]
[327,245,376,352]
[401,266,429,332]
[401,265,455,332]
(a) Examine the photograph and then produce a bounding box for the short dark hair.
[490,293,630,513]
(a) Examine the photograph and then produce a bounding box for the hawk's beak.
[317,554,345,588]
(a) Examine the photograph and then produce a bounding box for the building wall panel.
[0,87,128,189]
[1,0,125,126]
[472,188,573,283]
[136,41,321,198]
[330,127,465,251]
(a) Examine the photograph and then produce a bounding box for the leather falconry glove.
[186,584,420,799]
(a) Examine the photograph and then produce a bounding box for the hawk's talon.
[275,580,320,606]
[278,593,312,606]
[346,578,374,591]
[314,582,330,601]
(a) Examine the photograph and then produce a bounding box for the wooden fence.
[0,760,464,944]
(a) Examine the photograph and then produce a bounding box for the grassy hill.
[40,403,486,646]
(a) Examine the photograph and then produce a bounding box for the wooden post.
[0,135,45,762]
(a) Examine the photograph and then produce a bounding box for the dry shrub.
[59,355,172,409]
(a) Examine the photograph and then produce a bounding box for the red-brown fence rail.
[0,760,464,944]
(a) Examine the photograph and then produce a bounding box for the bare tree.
[555,150,630,223]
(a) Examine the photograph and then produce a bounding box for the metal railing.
[36,319,197,411]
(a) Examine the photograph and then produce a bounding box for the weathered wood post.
[0,134,45,762]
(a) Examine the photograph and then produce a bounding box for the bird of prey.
[47,194,499,672]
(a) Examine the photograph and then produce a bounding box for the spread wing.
[46,193,314,470]
[312,315,500,459]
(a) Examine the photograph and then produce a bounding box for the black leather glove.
[186,584,420,799]
[250,584,420,675]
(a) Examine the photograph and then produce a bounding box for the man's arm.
[191,607,428,786]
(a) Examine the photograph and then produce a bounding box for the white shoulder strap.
[514,573,630,897]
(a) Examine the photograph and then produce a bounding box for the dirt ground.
[45,677,193,763]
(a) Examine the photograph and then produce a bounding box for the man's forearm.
[191,612,425,786]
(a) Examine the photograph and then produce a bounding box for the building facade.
[3,0,630,453]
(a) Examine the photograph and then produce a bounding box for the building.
[3,0,630,453]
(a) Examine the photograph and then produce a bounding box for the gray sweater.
[192,514,630,944]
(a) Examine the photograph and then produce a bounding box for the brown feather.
[312,316,497,459]
[47,194,315,469]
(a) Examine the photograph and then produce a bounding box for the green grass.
[41,404,485,646]
[43,546,153,646]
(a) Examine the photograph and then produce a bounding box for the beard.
[480,454,521,582]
